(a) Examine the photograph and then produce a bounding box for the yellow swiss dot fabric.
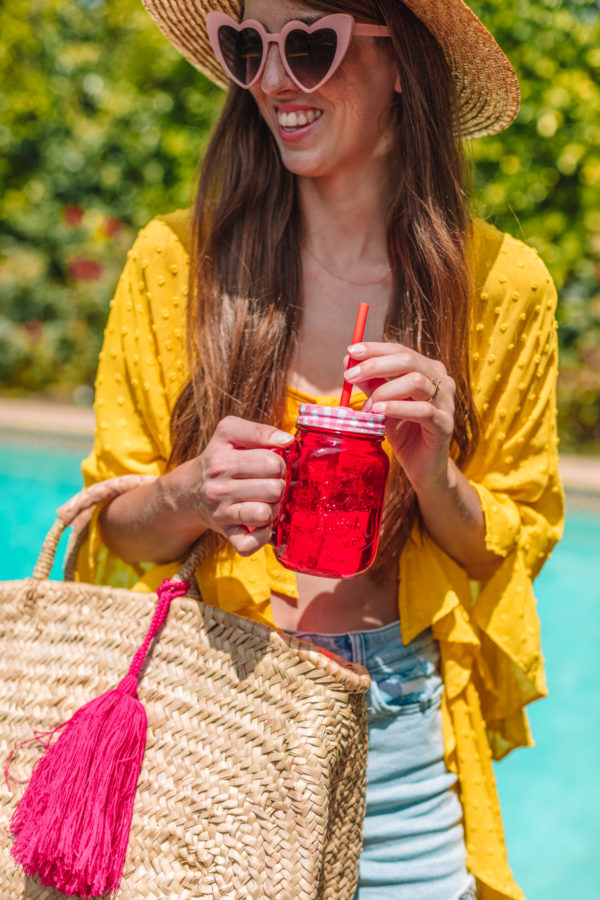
[77,209,564,900]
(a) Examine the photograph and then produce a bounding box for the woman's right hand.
[163,416,294,557]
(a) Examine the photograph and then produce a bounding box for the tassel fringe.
[8,578,190,898]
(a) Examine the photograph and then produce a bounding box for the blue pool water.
[1,443,599,898]
[495,506,600,898]
[0,444,89,579]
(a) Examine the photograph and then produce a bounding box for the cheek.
[249,91,277,136]
[329,47,397,120]
[330,47,365,110]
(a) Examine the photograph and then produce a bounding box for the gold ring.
[428,376,442,402]
[237,504,245,527]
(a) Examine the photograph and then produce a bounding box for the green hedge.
[470,0,600,452]
[1,0,598,451]
[0,0,223,394]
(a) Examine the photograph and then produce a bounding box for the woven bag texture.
[0,542,369,898]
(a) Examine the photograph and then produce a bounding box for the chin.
[277,146,333,179]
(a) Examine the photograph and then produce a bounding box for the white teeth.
[277,109,322,129]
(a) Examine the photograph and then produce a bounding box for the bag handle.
[32,475,207,597]
[32,475,157,580]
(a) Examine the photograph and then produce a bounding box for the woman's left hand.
[343,342,456,495]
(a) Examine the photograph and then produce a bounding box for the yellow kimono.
[78,209,564,900]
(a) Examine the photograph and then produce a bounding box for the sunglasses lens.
[218,25,263,85]
[284,28,338,90]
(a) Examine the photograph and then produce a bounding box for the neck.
[297,156,391,273]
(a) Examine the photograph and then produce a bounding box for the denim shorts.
[285,621,477,900]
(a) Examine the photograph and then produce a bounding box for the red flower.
[68,256,104,281]
[62,204,84,227]
[22,319,43,343]
[101,215,123,238]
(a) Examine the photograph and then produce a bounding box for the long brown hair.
[169,0,479,573]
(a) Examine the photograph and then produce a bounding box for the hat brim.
[141,0,519,140]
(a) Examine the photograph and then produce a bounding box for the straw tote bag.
[0,476,370,900]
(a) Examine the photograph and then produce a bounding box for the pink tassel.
[8,578,190,898]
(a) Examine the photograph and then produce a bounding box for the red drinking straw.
[339,303,369,407]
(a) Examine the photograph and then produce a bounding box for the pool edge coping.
[1,397,599,496]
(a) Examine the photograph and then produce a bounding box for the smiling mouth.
[276,108,323,131]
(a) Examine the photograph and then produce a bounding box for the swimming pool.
[496,506,600,899]
[0,444,89,579]
[1,443,599,898]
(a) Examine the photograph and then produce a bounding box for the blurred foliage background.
[1,0,599,451]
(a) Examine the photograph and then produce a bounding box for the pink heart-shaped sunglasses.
[206,11,392,93]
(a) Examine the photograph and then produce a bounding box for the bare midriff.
[270,561,399,633]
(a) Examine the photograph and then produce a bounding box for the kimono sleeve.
[77,218,188,585]
[465,241,565,757]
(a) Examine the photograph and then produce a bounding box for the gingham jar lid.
[298,404,386,437]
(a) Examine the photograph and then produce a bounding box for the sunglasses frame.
[206,11,391,93]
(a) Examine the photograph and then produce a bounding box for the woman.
[77,0,565,897]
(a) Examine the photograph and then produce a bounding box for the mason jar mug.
[271,404,390,578]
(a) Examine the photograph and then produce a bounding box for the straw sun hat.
[141,0,520,139]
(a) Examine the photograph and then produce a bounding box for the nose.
[260,42,294,94]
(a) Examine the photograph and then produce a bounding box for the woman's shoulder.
[113,210,192,342]
[128,208,193,264]
[468,218,557,335]
[156,208,193,255]
[469,217,555,296]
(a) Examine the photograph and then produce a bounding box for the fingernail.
[372,402,386,414]
[345,365,361,380]
[362,397,373,412]
[348,343,365,356]
[272,431,294,444]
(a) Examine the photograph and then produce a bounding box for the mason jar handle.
[268,443,295,547]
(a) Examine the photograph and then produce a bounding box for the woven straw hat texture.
[141,0,519,139]
[0,557,369,897]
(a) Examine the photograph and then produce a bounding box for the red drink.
[272,405,389,578]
